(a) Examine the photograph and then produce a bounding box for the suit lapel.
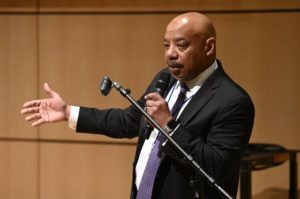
[178,66,224,125]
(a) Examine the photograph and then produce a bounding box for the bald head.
[164,12,217,82]
[167,12,216,40]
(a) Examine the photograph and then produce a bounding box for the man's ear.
[205,37,216,56]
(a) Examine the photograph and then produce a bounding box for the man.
[21,12,255,199]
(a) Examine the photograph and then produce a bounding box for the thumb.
[44,83,59,98]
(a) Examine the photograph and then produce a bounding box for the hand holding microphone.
[144,72,173,128]
[144,93,173,128]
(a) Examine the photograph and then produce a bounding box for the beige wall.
[1,1,300,198]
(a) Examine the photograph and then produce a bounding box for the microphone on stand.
[100,75,130,96]
[100,76,113,96]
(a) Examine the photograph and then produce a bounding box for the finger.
[32,118,46,127]
[144,92,157,100]
[44,83,59,98]
[145,100,158,108]
[25,113,41,121]
[23,100,41,108]
[145,95,163,107]
[145,107,153,116]
[145,92,163,101]
[144,106,155,115]
[154,92,163,100]
[21,107,39,115]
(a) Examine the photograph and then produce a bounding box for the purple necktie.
[136,82,189,199]
[171,82,189,118]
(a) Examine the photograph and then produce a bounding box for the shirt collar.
[174,60,218,90]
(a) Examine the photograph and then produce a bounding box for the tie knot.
[180,82,189,93]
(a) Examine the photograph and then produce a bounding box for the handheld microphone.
[145,72,171,138]
[155,72,171,97]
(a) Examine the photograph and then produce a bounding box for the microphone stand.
[107,80,233,199]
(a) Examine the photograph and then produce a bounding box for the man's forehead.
[167,16,190,30]
[165,21,196,40]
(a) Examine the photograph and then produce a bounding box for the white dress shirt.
[68,61,218,190]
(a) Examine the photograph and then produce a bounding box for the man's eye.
[164,43,170,49]
[177,43,188,50]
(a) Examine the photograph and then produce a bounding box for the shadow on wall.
[252,187,300,199]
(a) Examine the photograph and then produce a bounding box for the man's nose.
[165,46,178,59]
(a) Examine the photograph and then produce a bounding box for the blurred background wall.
[0,0,300,198]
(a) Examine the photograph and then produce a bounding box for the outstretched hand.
[21,83,70,127]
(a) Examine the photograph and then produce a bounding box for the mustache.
[167,60,184,68]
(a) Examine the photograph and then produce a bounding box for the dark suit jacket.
[76,61,255,199]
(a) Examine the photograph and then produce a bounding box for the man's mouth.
[167,60,184,68]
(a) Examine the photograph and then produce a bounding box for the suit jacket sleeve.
[75,68,169,139]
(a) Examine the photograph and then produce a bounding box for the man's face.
[164,19,207,82]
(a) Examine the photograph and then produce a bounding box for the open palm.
[21,83,69,127]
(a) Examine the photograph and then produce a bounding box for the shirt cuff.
[68,105,80,130]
